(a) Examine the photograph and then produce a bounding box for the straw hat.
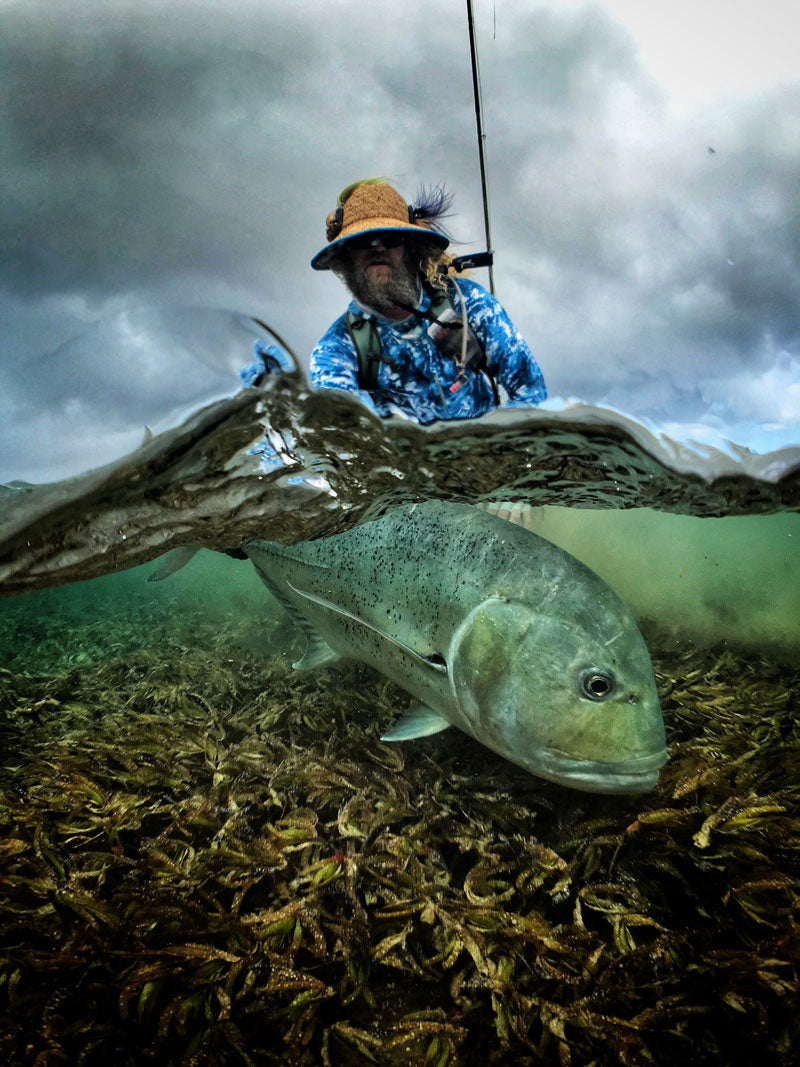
[310,179,451,270]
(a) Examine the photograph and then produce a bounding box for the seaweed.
[0,615,798,1065]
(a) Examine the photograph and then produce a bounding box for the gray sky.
[2,0,799,482]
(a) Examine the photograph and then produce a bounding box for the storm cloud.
[1,0,798,482]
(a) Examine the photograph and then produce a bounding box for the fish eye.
[578,667,616,701]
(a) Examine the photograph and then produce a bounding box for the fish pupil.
[579,667,616,701]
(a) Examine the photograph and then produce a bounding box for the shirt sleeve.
[237,340,295,388]
[308,315,382,416]
[457,279,547,406]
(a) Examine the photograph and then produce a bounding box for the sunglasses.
[347,231,407,250]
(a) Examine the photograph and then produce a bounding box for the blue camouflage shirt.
[309,277,546,423]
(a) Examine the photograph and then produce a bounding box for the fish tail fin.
[147,545,202,581]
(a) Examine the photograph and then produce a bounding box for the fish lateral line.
[285,579,448,673]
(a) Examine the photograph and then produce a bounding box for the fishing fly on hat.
[310,178,452,270]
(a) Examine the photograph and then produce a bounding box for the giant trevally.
[245,500,667,794]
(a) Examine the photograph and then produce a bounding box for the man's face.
[349,235,407,279]
[337,232,419,316]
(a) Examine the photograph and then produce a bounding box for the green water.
[3,507,797,674]
[0,547,290,676]
[525,507,800,660]
[0,505,798,1066]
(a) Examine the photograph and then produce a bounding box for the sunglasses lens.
[349,231,405,250]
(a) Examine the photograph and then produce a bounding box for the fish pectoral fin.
[381,705,451,741]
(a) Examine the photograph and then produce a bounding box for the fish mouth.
[532,747,668,795]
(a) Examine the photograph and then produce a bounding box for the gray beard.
[338,257,420,315]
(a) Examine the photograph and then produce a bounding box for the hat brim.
[311,223,450,271]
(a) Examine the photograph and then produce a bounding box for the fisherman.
[307,179,546,422]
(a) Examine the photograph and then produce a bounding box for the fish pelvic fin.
[381,705,451,741]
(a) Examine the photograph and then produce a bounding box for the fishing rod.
[465,0,496,295]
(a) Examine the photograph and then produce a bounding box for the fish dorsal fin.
[381,705,451,741]
[285,580,448,673]
[248,539,330,573]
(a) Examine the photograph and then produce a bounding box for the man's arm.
[238,340,295,388]
[309,316,383,415]
[457,279,547,405]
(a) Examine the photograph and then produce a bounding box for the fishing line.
[465,0,496,295]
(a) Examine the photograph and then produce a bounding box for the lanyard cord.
[452,279,469,370]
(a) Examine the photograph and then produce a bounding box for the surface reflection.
[1,307,295,484]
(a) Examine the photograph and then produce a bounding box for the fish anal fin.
[248,559,339,670]
[381,705,451,741]
[293,637,340,671]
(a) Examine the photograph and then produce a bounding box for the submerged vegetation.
[0,591,798,1065]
